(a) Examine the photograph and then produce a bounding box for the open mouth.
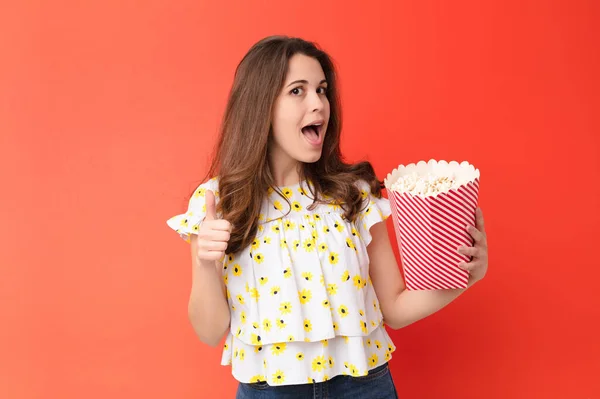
[301,120,324,145]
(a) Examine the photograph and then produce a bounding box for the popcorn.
[388,172,468,196]
[384,160,481,290]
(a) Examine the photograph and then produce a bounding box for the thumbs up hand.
[195,190,232,264]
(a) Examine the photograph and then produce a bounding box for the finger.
[476,207,485,233]
[198,229,230,242]
[467,225,486,245]
[199,240,229,252]
[197,250,225,261]
[208,219,232,232]
[458,260,478,271]
[205,190,218,221]
[457,245,480,258]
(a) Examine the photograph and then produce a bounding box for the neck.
[268,153,302,187]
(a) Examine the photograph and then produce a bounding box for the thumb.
[204,190,218,221]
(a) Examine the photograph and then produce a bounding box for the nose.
[308,90,325,112]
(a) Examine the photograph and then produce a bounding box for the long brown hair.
[198,35,383,254]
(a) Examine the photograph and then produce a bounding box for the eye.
[290,87,304,95]
[318,86,328,94]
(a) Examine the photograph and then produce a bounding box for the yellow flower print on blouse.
[250,288,260,300]
[296,352,304,360]
[284,220,296,231]
[303,238,316,252]
[282,188,293,198]
[341,270,350,282]
[327,284,338,296]
[236,294,245,304]
[302,272,313,281]
[279,302,292,314]
[272,370,285,384]
[259,276,268,285]
[323,225,331,234]
[283,268,292,278]
[251,334,261,345]
[318,242,328,252]
[292,239,300,251]
[333,221,344,232]
[303,319,312,332]
[263,319,272,332]
[271,343,287,356]
[250,375,265,383]
[240,311,247,324]
[338,305,349,317]
[312,355,326,372]
[353,275,365,289]
[344,362,360,377]
[291,201,302,211]
[239,348,246,360]
[251,238,260,251]
[271,286,280,295]
[328,356,334,368]
[273,201,283,211]
[299,289,312,304]
[329,252,339,265]
[360,320,368,334]
[232,264,242,276]
[345,238,357,252]
[193,187,207,198]
[262,236,271,244]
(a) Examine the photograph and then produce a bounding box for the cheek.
[272,103,300,135]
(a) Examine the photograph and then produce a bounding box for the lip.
[303,119,325,128]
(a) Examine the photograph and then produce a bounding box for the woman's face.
[269,53,331,172]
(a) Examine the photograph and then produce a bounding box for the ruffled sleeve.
[354,180,392,247]
[166,177,220,243]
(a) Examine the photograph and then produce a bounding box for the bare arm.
[187,239,231,347]
[368,221,476,330]
[187,189,231,347]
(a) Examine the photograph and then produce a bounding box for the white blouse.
[167,177,396,386]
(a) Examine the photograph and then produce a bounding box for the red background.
[1,1,598,398]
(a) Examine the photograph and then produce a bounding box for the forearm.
[188,261,231,346]
[385,279,476,330]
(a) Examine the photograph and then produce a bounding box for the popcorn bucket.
[384,160,480,290]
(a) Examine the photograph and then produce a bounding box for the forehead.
[285,54,326,82]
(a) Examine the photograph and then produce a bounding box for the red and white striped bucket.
[384,160,480,290]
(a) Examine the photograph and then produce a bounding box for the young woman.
[167,35,488,399]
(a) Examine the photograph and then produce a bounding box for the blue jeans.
[235,362,398,399]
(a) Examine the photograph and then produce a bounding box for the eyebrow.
[286,79,328,88]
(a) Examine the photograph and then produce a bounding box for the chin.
[297,151,322,164]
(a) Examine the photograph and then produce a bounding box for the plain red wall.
[1,1,598,398]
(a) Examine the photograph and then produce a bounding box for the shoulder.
[190,176,220,199]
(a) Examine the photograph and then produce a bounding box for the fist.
[194,190,232,263]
